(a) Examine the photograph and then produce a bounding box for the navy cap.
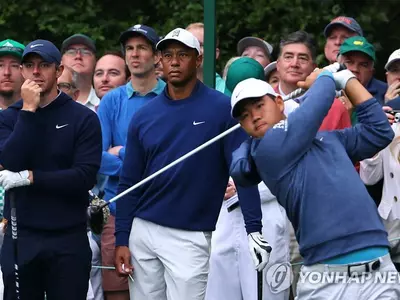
[119,24,160,47]
[22,39,61,65]
[324,16,363,37]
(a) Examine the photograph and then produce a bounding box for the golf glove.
[248,232,272,272]
[0,170,30,191]
[323,62,343,73]
[333,69,356,91]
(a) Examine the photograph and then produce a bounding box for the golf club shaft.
[10,190,20,299]
[257,270,263,300]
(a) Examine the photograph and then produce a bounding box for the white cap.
[237,37,273,58]
[156,28,201,54]
[264,61,277,78]
[385,49,400,71]
[231,78,277,118]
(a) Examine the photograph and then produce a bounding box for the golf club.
[10,190,21,299]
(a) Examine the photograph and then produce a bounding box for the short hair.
[63,66,79,90]
[222,56,240,80]
[98,50,130,80]
[186,22,220,48]
[278,31,317,62]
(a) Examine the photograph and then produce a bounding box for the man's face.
[187,26,220,66]
[21,54,62,95]
[61,43,96,75]
[93,54,127,99]
[277,43,316,86]
[324,26,357,63]
[242,46,270,68]
[339,52,374,87]
[161,42,202,87]
[0,55,23,97]
[124,36,159,78]
[57,68,79,100]
[267,70,279,89]
[237,95,285,138]
[386,61,400,86]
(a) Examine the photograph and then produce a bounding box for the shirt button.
[395,196,398,202]
[390,172,394,178]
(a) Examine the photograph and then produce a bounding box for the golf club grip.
[9,189,21,299]
[257,270,263,300]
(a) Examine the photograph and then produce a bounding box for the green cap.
[224,57,265,96]
[0,39,25,59]
[339,36,376,61]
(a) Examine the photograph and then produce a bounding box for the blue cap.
[324,16,363,37]
[22,39,61,65]
[119,24,159,48]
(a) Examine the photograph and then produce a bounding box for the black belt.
[227,202,240,212]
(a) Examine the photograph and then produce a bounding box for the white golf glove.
[248,232,272,272]
[333,69,356,91]
[0,170,30,191]
[323,62,343,73]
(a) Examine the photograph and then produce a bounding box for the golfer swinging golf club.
[230,66,400,299]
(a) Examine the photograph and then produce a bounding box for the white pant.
[129,217,211,300]
[205,183,291,300]
[88,231,103,300]
[296,254,400,300]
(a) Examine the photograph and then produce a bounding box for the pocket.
[201,231,212,252]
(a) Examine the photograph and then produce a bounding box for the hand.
[338,91,354,113]
[323,62,343,73]
[333,69,356,90]
[0,170,30,191]
[297,68,323,90]
[224,180,237,200]
[21,79,42,112]
[115,246,133,277]
[383,106,395,125]
[248,232,272,271]
[108,146,123,156]
[385,81,400,102]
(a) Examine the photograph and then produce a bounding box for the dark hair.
[278,30,317,62]
[98,50,129,80]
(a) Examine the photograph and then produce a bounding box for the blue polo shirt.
[97,79,166,214]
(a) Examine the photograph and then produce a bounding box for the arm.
[224,119,262,234]
[97,95,124,177]
[115,120,145,247]
[359,152,384,185]
[334,78,394,162]
[32,113,102,194]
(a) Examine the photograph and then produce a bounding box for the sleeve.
[359,152,384,185]
[32,113,102,194]
[223,118,262,234]
[0,110,40,171]
[115,119,145,247]
[333,98,394,162]
[97,94,123,177]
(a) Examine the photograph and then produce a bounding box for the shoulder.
[370,77,388,91]
[387,97,400,110]
[100,85,126,104]
[0,100,23,121]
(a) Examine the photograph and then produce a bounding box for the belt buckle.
[347,259,381,277]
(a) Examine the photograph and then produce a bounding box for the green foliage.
[0,0,398,79]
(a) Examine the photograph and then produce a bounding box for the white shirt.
[277,83,300,116]
[360,123,400,220]
[81,87,100,112]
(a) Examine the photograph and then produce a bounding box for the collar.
[278,83,288,97]
[126,78,165,98]
[82,87,100,107]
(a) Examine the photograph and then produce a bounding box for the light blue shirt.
[97,79,166,214]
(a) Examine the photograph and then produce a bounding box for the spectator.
[186,22,225,92]
[61,34,99,111]
[264,61,279,89]
[0,39,25,110]
[237,36,272,68]
[323,16,363,63]
[97,24,165,300]
[222,56,240,80]
[57,66,80,100]
[384,49,400,109]
[93,51,129,99]
[0,39,101,300]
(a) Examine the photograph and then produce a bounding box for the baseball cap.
[61,34,96,54]
[231,78,277,118]
[385,49,400,71]
[324,16,363,37]
[119,24,160,48]
[264,61,277,79]
[224,57,265,97]
[237,37,273,58]
[0,39,25,59]
[339,36,376,61]
[156,28,201,54]
[22,40,61,65]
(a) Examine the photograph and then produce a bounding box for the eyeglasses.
[57,82,77,91]
[65,48,93,57]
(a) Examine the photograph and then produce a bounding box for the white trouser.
[205,183,291,300]
[295,254,400,300]
[129,217,212,300]
[88,231,103,300]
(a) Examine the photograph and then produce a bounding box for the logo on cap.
[331,16,352,25]
[172,30,180,37]
[30,44,43,48]
[134,24,141,29]
[3,42,14,47]
[353,40,364,46]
